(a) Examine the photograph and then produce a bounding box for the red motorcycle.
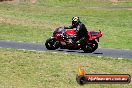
[45,27,102,53]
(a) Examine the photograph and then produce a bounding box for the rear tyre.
[82,40,98,53]
[45,38,60,50]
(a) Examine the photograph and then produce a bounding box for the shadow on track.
[56,49,103,55]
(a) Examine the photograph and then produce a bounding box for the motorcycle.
[45,27,102,53]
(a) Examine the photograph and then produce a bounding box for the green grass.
[0,23,51,42]
[0,48,132,88]
[0,0,132,49]
[0,1,132,88]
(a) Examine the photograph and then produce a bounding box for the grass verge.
[0,48,132,88]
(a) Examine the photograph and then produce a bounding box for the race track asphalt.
[0,40,132,59]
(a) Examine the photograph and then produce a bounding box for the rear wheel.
[82,40,98,53]
[45,38,60,50]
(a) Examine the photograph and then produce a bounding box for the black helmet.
[72,17,80,26]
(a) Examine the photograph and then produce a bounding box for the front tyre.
[82,40,98,53]
[45,38,60,50]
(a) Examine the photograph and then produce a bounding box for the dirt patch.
[0,0,13,1]
[128,8,132,10]
[30,0,37,4]
[110,0,119,3]
[109,0,119,5]
[0,0,37,4]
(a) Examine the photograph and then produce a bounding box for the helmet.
[72,17,79,22]
[72,17,80,26]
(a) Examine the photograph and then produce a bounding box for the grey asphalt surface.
[0,40,132,59]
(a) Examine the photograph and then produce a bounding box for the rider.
[64,17,89,44]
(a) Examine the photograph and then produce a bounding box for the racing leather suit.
[64,21,89,44]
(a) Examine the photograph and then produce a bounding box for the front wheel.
[82,40,98,53]
[45,38,60,50]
